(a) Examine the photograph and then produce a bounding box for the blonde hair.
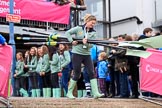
[84,14,96,23]
[30,47,37,56]
[16,52,24,62]
[99,52,107,60]
[41,45,49,55]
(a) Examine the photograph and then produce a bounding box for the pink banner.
[0,0,70,24]
[0,45,12,98]
[140,48,162,95]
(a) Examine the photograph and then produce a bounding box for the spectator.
[52,0,69,5]
[50,44,71,98]
[59,44,71,95]
[117,34,126,42]
[14,52,25,97]
[76,0,85,6]
[107,38,119,98]
[97,51,108,97]
[69,0,76,7]
[23,50,31,96]
[35,47,43,97]
[112,35,130,98]
[19,50,30,97]
[131,33,139,41]
[24,47,38,97]
[40,45,51,97]
[138,28,153,40]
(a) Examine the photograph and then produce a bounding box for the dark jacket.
[113,49,129,72]
[138,35,148,40]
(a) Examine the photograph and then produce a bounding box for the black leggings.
[77,72,85,90]
[29,72,39,89]
[15,78,20,96]
[72,53,95,81]
[51,72,59,88]
[20,77,27,90]
[42,72,51,88]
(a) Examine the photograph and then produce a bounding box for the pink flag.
[140,48,162,95]
[0,0,70,24]
[0,45,12,98]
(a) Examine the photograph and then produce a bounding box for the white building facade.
[82,0,162,38]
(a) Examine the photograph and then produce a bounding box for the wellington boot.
[31,89,36,97]
[46,88,51,97]
[66,79,76,99]
[36,89,41,97]
[55,88,61,98]
[43,88,47,97]
[52,88,56,98]
[19,88,29,97]
[77,90,83,98]
[90,79,104,99]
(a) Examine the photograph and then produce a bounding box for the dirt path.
[4,97,161,108]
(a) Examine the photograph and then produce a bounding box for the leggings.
[15,77,27,89]
[15,78,20,96]
[42,72,51,88]
[29,72,39,89]
[77,72,85,90]
[20,77,27,90]
[72,53,95,81]
[51,72,59,88]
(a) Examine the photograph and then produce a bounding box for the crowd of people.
[1,13,162,99]
[45,0,85,6]
[14,44,71,98]
[13,25,162,99]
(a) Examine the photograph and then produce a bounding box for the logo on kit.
[78,31,83,35]
[145,64,162,73]
[145,64,150,72]
[0,65,6,73]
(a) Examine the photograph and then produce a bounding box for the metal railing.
[0,17,68,31]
